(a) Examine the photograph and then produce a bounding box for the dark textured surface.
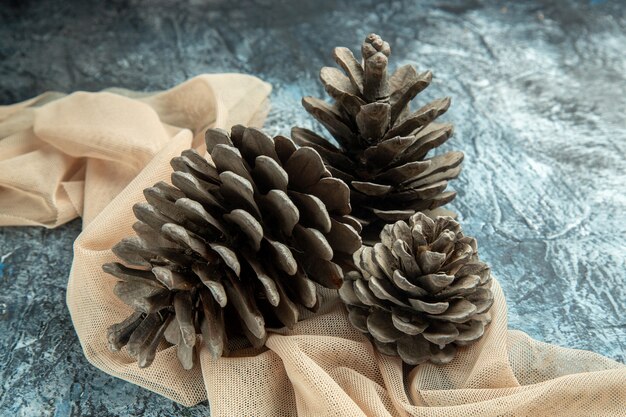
[1,0,625,415]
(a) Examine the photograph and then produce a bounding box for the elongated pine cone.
[293,33,463,239]
[104,125,362,369]
[339,213,493,365]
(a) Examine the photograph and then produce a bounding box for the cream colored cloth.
[0,74,271,227]
[1,76,625,417]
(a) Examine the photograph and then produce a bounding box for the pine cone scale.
[392,123,453,166]
[107,311,143,351]
[289,191,332,232]
[391,313,427,335]
[263,238,297,275]
[259,189,298,236]
[252,155,288,191]
[152,266,195,290]
[192,263,227,306]
[423,323,459,346]
[362,136,415,168]
[302,97,356,148]
[241,128,280,163]
[391,270,427,297]
[367,310,403,343]
[283,147,329,189]
[396,335,431,365]
[389,69,432,122]
[320,66,361,101]
[170,171,223,211]
[429,299,477,323]
[375,160,431,184]
[103,262,160,287]
[332,47,365,93]
[455,320,485,345]
[384,97,450,140]
[305,177,352,215]
[199,288,227,358]
[408,298,448,314]
[352,181,392,196]
[211,145,252,183]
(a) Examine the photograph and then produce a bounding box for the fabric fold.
[0,73,272,227]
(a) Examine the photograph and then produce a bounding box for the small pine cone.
[104,125,362,369]
[339,213,493,365]
[293,33,463,239]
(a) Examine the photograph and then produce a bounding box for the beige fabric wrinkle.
[0,73,271,227]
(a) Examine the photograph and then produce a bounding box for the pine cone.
[293,33,463,239]
[339,213,493,365]
[104,125,362,369]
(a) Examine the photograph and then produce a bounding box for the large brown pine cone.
[293,33,463,240]
[104,125,362,369]
[339,213,493,365]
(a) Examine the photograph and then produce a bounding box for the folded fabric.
[0,74,271,227]
[1,75,624,417]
